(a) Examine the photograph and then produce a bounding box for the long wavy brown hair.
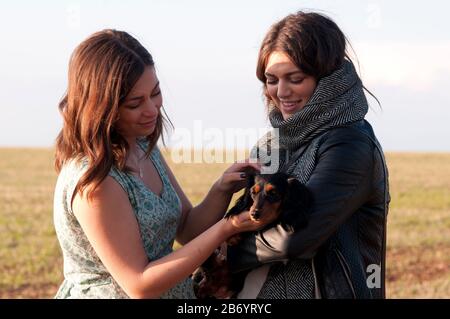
[55,29,168,199]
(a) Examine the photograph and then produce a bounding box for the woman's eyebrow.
[127,96,142,102]
[286,71,304,76]
[264,71,304,77]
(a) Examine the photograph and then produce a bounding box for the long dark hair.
[256,11,379,108]
[55,29,168,199]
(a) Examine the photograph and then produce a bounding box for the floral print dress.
[53,144,195,298]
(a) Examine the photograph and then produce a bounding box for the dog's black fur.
[192,172,312,299]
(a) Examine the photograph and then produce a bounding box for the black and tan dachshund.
[193,172,312,299]
[225,172,311,232]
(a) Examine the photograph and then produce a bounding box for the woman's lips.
[280,100,302,111]
[139,119,156,127]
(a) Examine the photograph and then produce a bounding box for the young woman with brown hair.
[53,30,270,299]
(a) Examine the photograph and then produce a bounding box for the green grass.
[0,149,449,298]
[0,149,60,298]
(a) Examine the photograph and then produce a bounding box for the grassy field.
[0,148,449,298]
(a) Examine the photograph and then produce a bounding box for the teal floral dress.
[53,144,195,298]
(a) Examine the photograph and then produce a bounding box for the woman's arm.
[72,176,260,299]
[159,155,259,245]
[227,129,375,272]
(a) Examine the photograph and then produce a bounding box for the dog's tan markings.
[252,184,261,194]
[265,183,275,192]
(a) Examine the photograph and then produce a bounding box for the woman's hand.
[226,209,276,234]
[214,160,261,194]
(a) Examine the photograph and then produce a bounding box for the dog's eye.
[265,190,281,203]
[269,190,279,196]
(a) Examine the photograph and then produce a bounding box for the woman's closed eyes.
[125,89,161,109]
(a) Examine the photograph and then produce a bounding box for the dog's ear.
[246,172,256,188]
[224,174,255,219]
[281,177,313,231]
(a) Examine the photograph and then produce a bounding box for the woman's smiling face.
[116,66,162,140]
[265,51,317,120]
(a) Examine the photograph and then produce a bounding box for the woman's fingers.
[216,159,261,193]
[226,159,261,174]
[223,172,249,181]
[230,210,268,232]
[219,172,249,193]
[230,212,251,228]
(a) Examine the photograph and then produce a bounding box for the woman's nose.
[142,98,159,116]
[277,80,291,99]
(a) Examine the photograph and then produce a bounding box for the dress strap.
[148,146,171,186]
[108,167,139,209]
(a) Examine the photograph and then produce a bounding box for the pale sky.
[1,0,449,151]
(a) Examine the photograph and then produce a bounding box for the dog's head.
[225,172,311,231]
[248,173,289,222]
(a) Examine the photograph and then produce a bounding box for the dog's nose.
[251,210,261,220]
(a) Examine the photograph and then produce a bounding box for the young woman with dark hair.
[227,11,390,299]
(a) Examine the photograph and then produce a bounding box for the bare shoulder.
[72,175,131,219]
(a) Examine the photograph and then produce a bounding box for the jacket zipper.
[334,248,356,298]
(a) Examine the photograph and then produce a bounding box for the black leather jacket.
[228,120,390,298]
